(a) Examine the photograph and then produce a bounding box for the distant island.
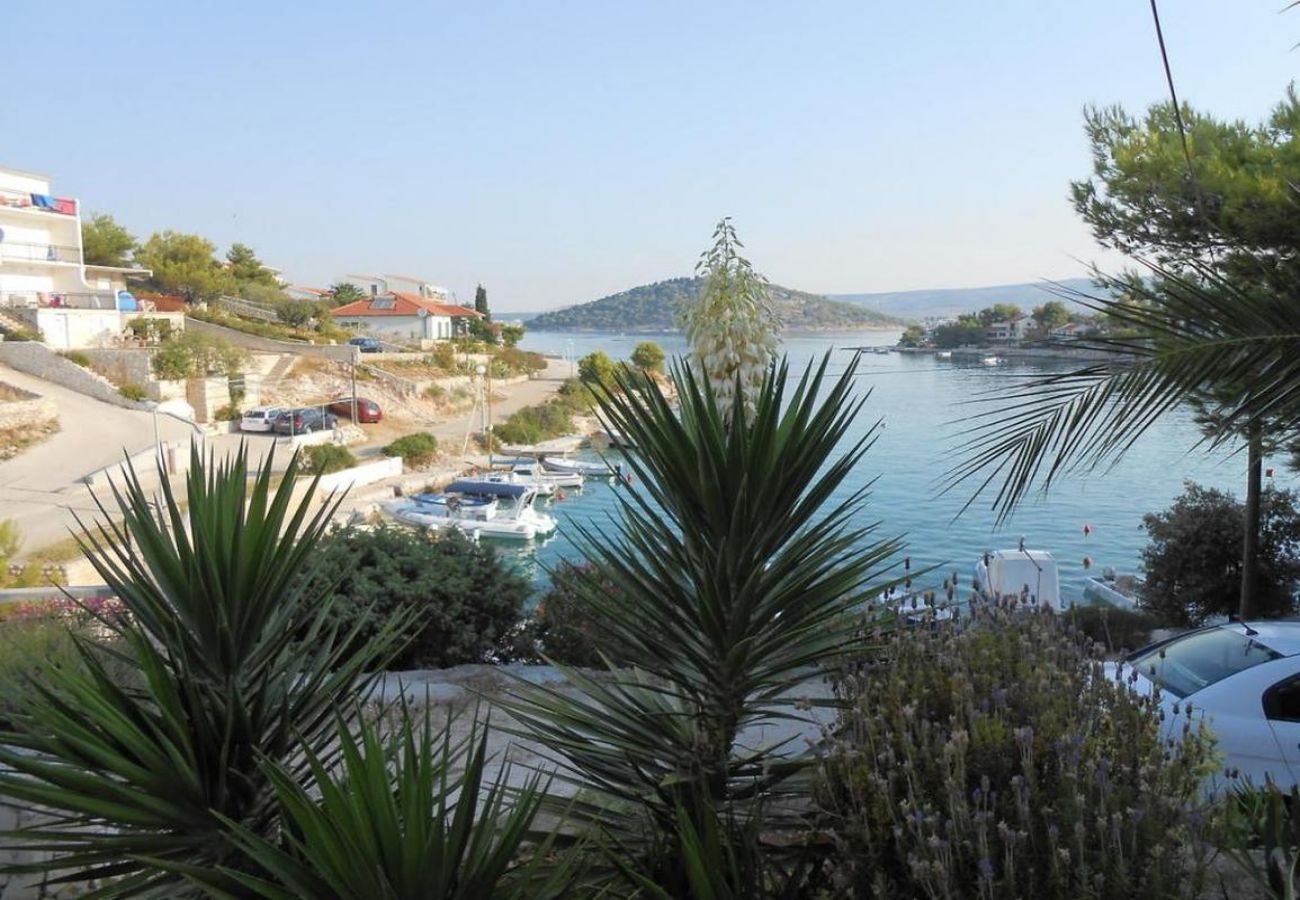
[831,277,1098,320]
[526,277,909,332]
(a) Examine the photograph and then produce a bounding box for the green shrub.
[493,346,548,377]
[306,526,531,670]
[118,382,148,401]
[818,605,1220,898]
[0,324,42,342]
[427,343,458,371]
[492,402,574,446]
[125,317,173,343]
[383,432,439,467]
[1062,603,1162,654]
[577,350,616,385]
[631,341,666,373]
[59,350,92,368]
[213,403,241,422]
[517,560,623,668]
[423,383,447,401]
[304,443,357,475]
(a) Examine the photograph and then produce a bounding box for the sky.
[2,1,1296,311]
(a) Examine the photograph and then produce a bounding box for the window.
[1266,676,1300,722]
[1128,628,1283,699]
[370,297,396,310]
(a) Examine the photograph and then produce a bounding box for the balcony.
[0,241,81,265]
[0,186,77,217]
[1,291,132,310]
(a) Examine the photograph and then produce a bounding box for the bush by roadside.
[383,432,439,467]
[304,444,357,475]
[515,560,624,667]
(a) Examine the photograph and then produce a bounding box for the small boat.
[974,545,1063,611]
[1083,569,1142,610]
[540,456,622,478]
[510,462,583,489]
[936,351,952,359]
[446,475,556,498]
[980,355,1004,366]
[385,488,557,540]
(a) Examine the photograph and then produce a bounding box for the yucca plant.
[0,445,410,896]
[188,707,571,900]
[503,353,901,892]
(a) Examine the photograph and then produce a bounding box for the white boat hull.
[541,457,619,477]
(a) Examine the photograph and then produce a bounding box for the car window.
[1265,676,1300,722]
[1129,629,1283,699]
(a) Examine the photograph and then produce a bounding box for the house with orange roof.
[329,291,481,341]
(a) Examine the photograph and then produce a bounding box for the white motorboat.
[447,473,556,498]
[974,545,1063,611]
[936,351,952,359]
[1082,569,1142,610]
[510,463,583,489]
[980,355,1004,366]
[385,488,557,540]
[540,456,622,478]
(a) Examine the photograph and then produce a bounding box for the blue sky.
[3,1,1295,310]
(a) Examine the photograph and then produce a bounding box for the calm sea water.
[503,329,1291,601]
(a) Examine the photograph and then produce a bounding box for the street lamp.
[476,363,491,460]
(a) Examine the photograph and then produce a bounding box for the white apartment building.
[0,165,164,349]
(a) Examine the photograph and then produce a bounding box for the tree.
[948,93,1300,621]
[1031,300,1070,333]
[474,283,491,321]
[577,350,617,386]
[305,526,531,670]
[135,231,236,301]
[899,325,926,347]
[1140,482,1300,626]
[501,352,899,893]
[276,298,318,329]
[226,242,278,288]
[977,303,1021,326]
[80,213,136,267]
[630,340,666,373]
[499,323,525,347]
[681,218,780,420]
[931,316,986,348]
[329,282,365,305]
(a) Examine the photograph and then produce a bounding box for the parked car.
[1115,621,1300,790]
[272,407,338,435]
[348,336,382,353]
[239,406,282,433]
[327,397,383,423]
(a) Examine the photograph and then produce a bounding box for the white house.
[985,315,1032,343]
[329,291,482,341]
[1050,321,1098,341]
[0,165,169,349]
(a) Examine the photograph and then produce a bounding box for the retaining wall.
[0,343,149,410]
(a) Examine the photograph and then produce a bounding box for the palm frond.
[944,262,1300,522]
[0,444,413,895]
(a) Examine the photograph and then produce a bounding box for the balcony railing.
[0,241,81,264]
[0,291,139,311]
[0,187,78,216]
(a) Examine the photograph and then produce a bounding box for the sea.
[498,329,1291,602]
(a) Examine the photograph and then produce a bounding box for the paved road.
[0,365,196,553]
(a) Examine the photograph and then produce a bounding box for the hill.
[831,277,1100,320]
[527,277,908,332]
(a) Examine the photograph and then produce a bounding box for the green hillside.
[528,277,908,332]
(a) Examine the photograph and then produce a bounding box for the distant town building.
[329,291,481,341]
[1050,321,1098,341]
[0,165,170,349]
[985,315,1032,343]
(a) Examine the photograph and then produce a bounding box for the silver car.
[239,407,282,433]
[1117,621,1300,790]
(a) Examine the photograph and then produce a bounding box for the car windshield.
[1128,628,1283,698]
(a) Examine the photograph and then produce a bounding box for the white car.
[239,407,282,433]
[1117,621,1300,789]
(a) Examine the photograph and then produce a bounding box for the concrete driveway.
[0,364,197,554]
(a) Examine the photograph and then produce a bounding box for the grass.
[0,384,29,402]
[0,420,59,462]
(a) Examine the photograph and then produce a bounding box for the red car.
[327,397,383,423]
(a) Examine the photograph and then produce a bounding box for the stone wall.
[0,343,148,410]
[79,348,153,390]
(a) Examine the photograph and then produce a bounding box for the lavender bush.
[818,604,1221,899]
